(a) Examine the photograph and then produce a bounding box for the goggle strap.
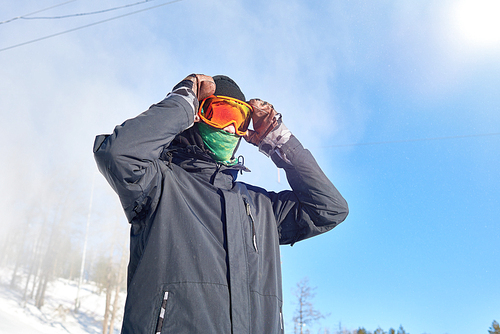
[232,136,242,161]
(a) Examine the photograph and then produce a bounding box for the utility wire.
[12,0,156,21]
[0,0,183,53]
[322,132,500,148]
[0,0,77,25]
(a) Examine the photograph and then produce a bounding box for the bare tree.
[108,238,128,334]
[293,277,328,334]
[33,179,82,309]
[3,168,85,309]
[98,242,127,334]
[96,208,129,334]
[102,255,114,334]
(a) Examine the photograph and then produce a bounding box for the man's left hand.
[244,99,279,146]
[181,74,216,101]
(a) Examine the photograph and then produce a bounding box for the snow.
[0,267,124,334]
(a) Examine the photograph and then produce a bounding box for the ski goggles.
[198,95,252,136]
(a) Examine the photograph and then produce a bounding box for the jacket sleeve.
[268,135,349,245]
[93,88,198,222]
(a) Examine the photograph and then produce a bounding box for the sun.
[453,0,500,46]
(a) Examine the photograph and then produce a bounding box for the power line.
[0,0,183,53]
[13,0,156,21]
[322,132,500,148]
[0,0,77,25]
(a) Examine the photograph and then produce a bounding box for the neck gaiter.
[197,122,240,165]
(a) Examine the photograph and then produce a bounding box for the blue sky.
[1,1,499,333]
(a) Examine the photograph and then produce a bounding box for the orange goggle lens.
[198,95,252,136]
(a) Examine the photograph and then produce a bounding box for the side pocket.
[155,291,169,334]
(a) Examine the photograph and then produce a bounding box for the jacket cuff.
[165,84,199,124]
[258,120,292,158]
[275,135,302,165]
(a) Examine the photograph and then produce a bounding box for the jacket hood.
[171,124,207,152]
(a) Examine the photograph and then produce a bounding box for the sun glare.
[453,0,500,46]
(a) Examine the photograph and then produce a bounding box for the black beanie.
[213,75,246,102]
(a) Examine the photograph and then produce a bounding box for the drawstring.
[210,163,223,185]
[162,150,174,170]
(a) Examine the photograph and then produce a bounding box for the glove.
[173,74,215,101]
[244,99,292,157]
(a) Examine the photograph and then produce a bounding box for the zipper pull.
[280,307,283,331]
[252,233,258,253]
[244,199,258,252]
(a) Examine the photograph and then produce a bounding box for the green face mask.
[197,122,240,165]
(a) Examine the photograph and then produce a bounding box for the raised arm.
[93,74,214,221]
[245,99,349,245]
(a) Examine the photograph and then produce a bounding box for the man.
[93,74,348,333]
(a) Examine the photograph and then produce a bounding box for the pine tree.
[489,320,500,334]
[396,325,407,334]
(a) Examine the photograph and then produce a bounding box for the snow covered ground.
[0,267,124,334]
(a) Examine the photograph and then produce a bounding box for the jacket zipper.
[243,198,258,252]
[280,306,284,332]
[155,291,169,334]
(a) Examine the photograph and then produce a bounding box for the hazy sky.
[1,1,499,333]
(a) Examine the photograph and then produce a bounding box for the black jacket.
[93,90,348,334]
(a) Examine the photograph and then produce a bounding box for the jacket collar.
[162,145,250,190]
